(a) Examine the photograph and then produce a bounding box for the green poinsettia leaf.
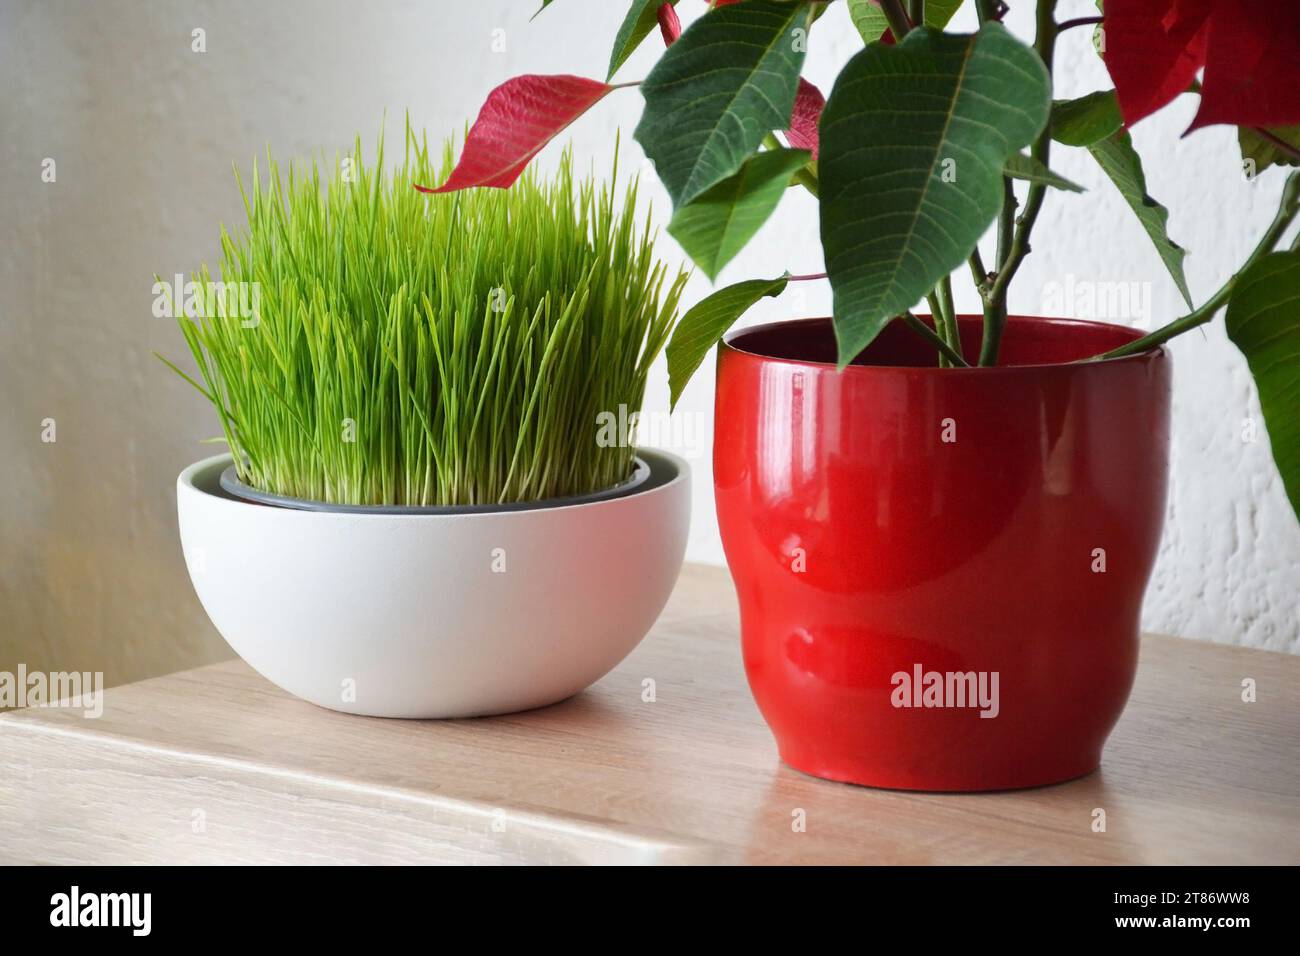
[1003,152,1085,192]
[819,23,1050,366]
[1226,249,1300,522]
[607,0,680,80]
[1086,130,1193,308]
[846,0,889,42]
[929,1,966,25]
[847,0,965,42]
[923,0,966,30]
[1051,90,1122,147]
[668,148,811,280]
[1239,125,1300,177]
[635,0,810,209]
[665,275,789,408]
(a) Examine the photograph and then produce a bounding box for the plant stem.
[1095,170,1300,359]
[908,0,925,27]
[968,247,991,298]
[979,0,1058,366]
[1056,15,1103,32]
[1092,286,1232,360]
[938,273,961,356]
[981,190,1017,363]
[994,178,1017,268]
[904,312,971,367]
[880,0,913,38]
[927,293,950,367]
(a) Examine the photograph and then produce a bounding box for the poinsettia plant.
[428,0,1300,517]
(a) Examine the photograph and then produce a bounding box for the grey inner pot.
[218,454,655,514]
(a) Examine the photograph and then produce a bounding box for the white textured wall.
[2,0,1296,690]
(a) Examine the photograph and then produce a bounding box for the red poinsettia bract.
[1103,0,1300,132]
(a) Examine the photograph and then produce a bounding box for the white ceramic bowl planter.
[177,450,690,718]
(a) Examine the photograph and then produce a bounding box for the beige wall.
[3,0,1297,691]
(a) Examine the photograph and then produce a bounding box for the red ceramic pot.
[714,316,1171,791]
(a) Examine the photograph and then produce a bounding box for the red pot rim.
[721,315,1168,374]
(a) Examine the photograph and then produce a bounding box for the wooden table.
[2,564,1296,865]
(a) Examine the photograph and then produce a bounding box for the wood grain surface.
[1,564,1296,865]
